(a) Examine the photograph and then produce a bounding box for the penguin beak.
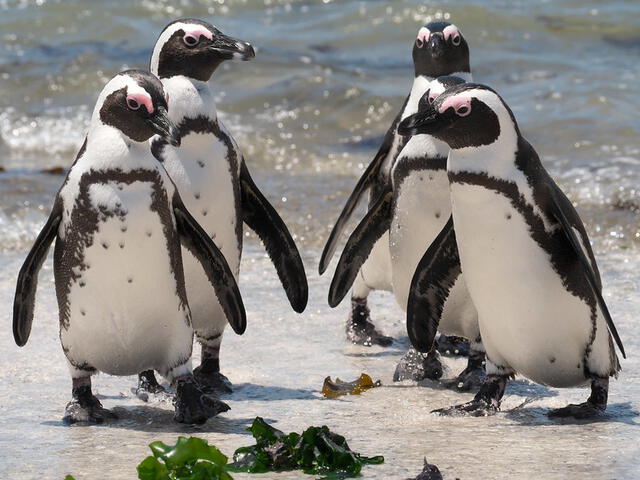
[148,106,181,147]
[429,34,445,57]
[398,104,457,137]
[208,33,255,61]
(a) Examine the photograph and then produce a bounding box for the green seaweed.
[228,417,383,478]
[136,436,234,480]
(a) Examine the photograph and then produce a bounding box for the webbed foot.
[548,402,605,419]
[442,350,486,392]
[393,348,443,381]
[432,398,498,417]
[346,298,393,347]
[436,335,470,357]
[548,377,609,419]
[173,377,230,425]
[63,384,118,425]
[433,373,508,417]
[193,367,233,394]
[134,370,171,402]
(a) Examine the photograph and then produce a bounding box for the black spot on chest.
[54,168,189,329]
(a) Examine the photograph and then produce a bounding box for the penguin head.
[413,22,470,78]
[417,75,468,114]
[150,18,255,81]
[398,83,517,150]
[94,70,180,146]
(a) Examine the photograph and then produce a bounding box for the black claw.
[393,348,443,382]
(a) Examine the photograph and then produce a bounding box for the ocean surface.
[0,1,638,479]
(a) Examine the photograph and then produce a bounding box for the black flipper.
[239,161,308,313]
[13,199,63,346]
[328,188,393,308]
[542,183,626,358]
[319,96,408,275]
[173,195,247,335]
[406,216,461,353]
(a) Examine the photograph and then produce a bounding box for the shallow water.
[0,0,639,479]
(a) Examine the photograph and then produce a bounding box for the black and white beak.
[147,106,181,146]
[209,32,255,61]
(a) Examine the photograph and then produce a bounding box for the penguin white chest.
[60,181,191,376]
[390,168,450,308]
[160,131,241,330]
[450,183,594,387]
[162,131,241,270]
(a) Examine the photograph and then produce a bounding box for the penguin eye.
[456,104,471,116]
[452,34,461,46]
[428,95,437,105]
[183,33,200,47]
[126,98,140,110]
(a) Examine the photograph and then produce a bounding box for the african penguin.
[146,19,308,395]
[398,83,625,418]
[328,76,485,390]
[321,21,472,347]
[389,76,484,389]
[13,70,247,425]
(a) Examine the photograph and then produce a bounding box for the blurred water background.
[0,1,639,479]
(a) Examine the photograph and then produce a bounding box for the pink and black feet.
[346,297,393,347]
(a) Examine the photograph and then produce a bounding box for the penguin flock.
[13,18,625,425]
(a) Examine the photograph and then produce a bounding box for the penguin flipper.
[13,199,62,346]
[239,161,308,313]
[173,196,247,335]
[543,183,626,359]
[328,188,393,308]
[319,96,408,275]
[407,216,461,353]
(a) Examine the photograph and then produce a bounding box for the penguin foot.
[393,348,443,382]
[173,378,230,425]
[442,350,486,392]
[345,319,393,347]
[436,335,470,357]
[192,367,233,394]
[432,399,498,417]
[547,402,605,420]
[134,370,170,402]
[346,297,393,347]
[442,366,486,392]
[63,388,118,425]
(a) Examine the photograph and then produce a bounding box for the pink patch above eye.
[126,93,154,114]
[429,93,439,103]
[416,27,430,44]
[439,95,471,116]
[185,27,213,41]
[442,25,459,41]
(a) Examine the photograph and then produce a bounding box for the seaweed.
[136,436,233,480]
[228,417,383,478]
[322,373,382,399]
